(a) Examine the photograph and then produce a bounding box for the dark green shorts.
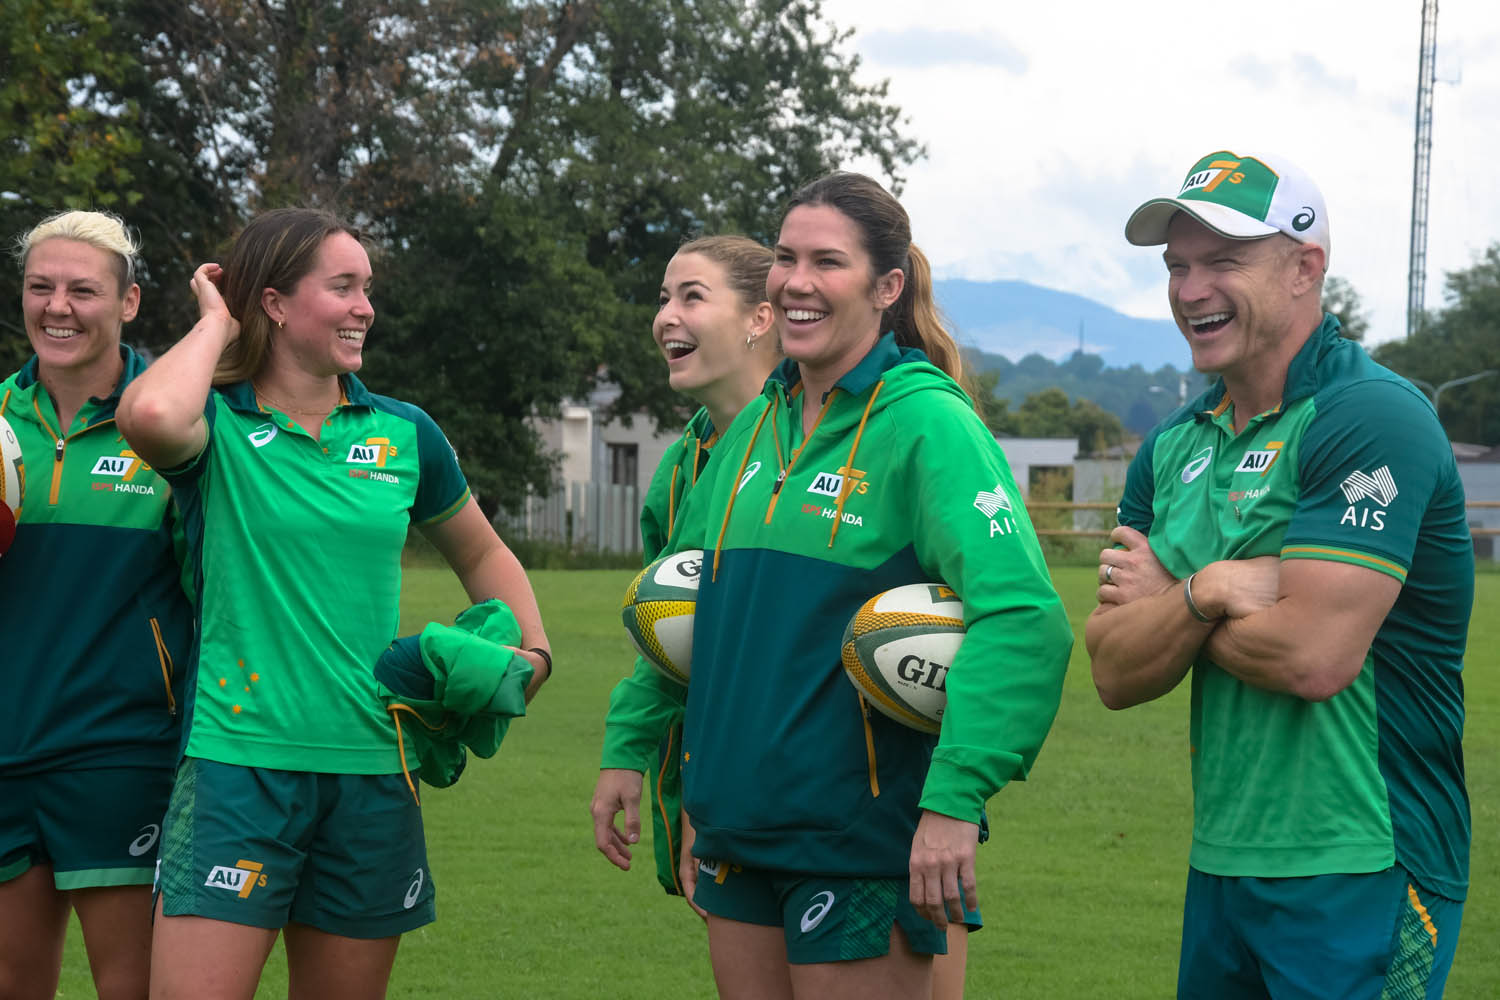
[0,766,172,889]
[1178,865,1463,1000]
[156,758,434,938]
[691,858,949,964]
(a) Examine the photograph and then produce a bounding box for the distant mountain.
[934,279,1190,371]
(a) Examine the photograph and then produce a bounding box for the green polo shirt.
[1118,315,1471,899]
[165,376,469,774]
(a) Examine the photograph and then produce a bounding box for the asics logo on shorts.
[800,890,836,933]
[404,868,424,909]
[128,823,161,857]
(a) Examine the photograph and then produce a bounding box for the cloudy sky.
[819,0,1500,352]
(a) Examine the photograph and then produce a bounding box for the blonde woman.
[1,211,191,999]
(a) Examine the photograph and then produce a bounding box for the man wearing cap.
[1086,150,1472,999]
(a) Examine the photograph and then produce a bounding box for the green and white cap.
[1125,150,1330,267]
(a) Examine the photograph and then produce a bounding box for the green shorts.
[156,758,435,938]
[0,766,172,889]
[691,858,949,964]
[1178,865,1463,1000]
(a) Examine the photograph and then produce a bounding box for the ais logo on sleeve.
[974,484,1017,537]
[1338,465,1398,531]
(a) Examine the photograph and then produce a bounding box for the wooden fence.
[497,487,1500,552]
[1030,500,1500,538]
[496,481,641,552]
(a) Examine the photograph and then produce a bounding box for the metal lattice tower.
[1406,0,1439,337]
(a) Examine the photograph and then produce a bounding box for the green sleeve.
[902,393,1073,821]
[599,424,695,770]
[600,657,687,771]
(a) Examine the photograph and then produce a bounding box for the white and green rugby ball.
[621,548,703,685]
[841,582,966,735]
[0,414,23,557]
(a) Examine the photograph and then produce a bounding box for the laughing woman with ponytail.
[678,173,1073,999]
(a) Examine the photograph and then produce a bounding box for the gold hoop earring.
[746,333,757,350]
[277,320,285,330]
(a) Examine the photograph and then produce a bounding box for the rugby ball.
[0,415,22,557]
[841,583,966,735]
[621,548,703,685]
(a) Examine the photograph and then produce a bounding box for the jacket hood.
[765,332,971,424]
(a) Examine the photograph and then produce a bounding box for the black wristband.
[527,646,553,676]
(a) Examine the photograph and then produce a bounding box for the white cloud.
[820,0,1500,351]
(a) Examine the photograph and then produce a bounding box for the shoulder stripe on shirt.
[1280,545,1408,581]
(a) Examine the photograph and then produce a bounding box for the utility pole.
[1406,0,1438,337]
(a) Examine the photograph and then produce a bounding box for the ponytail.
[886,244,973,401]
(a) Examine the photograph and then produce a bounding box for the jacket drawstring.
[763,384,833,525]
[828,380,884,549]
[712,402,777,581]
[666,464,679,538]
[669,428,717,539]
[387,703,445,805]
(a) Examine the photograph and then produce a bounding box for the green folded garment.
[374,599,534,789]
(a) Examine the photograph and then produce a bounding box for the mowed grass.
[59,568,1500,998]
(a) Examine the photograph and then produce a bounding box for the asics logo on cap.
[1292,207,1316,231]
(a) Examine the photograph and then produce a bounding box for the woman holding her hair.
[679,174,1073,998]
[0,211,192,1000]
[117,207,550,1000]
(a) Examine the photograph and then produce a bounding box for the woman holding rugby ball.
[679,174,1072,998]
[117,208,550,999]
[0,211,192,999]
[591,235,780,908]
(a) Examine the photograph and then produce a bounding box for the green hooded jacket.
[600,406,719,893]
[682,334,1072,876]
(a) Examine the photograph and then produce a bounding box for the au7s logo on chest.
[347,437,400,484]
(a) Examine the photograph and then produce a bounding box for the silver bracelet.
[1183,573,1221,624]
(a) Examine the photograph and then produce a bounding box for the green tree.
[0,0,147,369]
[1374,244,1500,445]
[1006,387,1125,455]
[1321,275,1369,341]
[1,0,921,512]
[972,370,1018,436]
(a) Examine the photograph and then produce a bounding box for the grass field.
[59,567,1499,998]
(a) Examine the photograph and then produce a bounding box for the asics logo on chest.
[1180,447,1213,484]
